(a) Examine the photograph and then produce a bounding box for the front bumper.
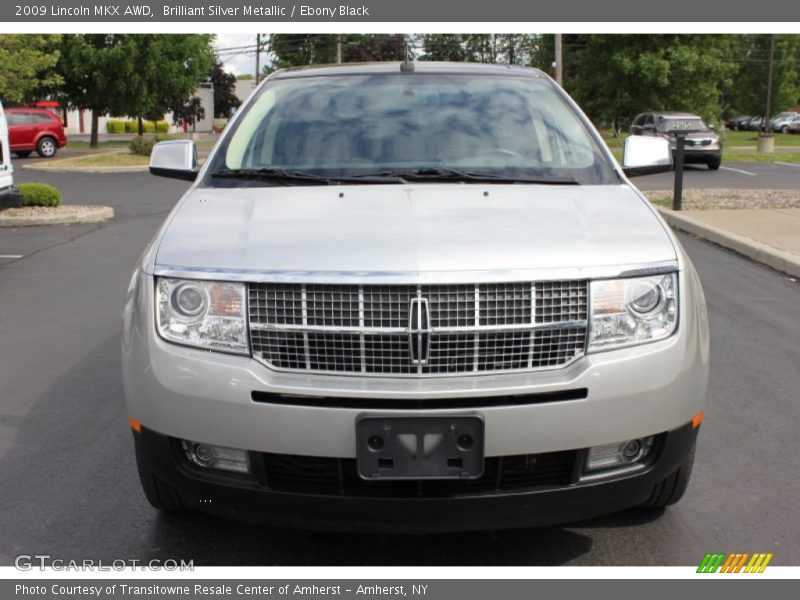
[122,266,709,459]
[134,421,699,533]
[669,145,721,164]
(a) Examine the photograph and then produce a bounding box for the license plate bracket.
[356,416,484,480]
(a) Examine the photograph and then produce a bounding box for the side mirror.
[149,140,198,181]
[621,136,673,177]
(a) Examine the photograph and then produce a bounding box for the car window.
[211,73,617,185]
[31,112,56,124]
[644,114,654,127]
[6,112,31,126]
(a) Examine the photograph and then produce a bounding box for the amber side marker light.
[128,416,142,433]
[692,410,705,429]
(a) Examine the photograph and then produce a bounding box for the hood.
[154,184,676,281]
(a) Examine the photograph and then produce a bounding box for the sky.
[215,33,262,76]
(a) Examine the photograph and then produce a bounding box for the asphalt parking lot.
[633,160,800,190]
[1,165,799,566]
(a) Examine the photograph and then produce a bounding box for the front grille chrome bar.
[248,320,588,334]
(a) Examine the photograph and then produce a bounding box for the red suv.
[6,108,67,158]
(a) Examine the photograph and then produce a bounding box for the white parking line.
[775,161,800,168]
[0,255,23,259]
[720,166,757,176]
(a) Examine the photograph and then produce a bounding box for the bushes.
[18,183,62,207]
[106,119,170,134]
[129,136,158,156]
[106,120,126,134]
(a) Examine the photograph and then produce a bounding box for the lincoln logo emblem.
[408,297,431,365]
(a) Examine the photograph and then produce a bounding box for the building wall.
[59,83,214,135]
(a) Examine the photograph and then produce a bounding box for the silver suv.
[123,63,709,533]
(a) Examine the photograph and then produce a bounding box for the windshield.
[205,72,617,186]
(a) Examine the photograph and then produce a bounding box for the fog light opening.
[585,436,654,474]
[181,440,250,474]
[193,443,216,464]
[621,439,642,460]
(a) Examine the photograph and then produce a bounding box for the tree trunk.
[137,116,144,136]
[90,111,99,148]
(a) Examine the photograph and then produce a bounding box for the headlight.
[156,277,248,354]
[588,273,678,352]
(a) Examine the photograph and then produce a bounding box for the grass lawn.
[719,130,800,147]
[42,152,150,168]
[601,129,800,149]
[722,151,800,163]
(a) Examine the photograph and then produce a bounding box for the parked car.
[771,112,799,133]
[735,115,752,130]
[745,116,765,132]
[726,115,750,131]
[5,107,67,158]
[629,111,722,169]
[124,62,709,533]
[787,115,800,134]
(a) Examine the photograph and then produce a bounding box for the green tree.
[268,34,338,70]
[267,34,408,72]
[57,34,134,147]
[423,34,540,66]
[0,35,63,103]
[122,35,214,135]
[420,35,468,61]
[567,35,737,133]
[725,34,800,119]
[209,60,241,118]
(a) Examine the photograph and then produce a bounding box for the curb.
[656,207,800,278]
[0,206,114,227]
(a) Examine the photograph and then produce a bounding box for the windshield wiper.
[210,167,579,186]
[347,167,580,185]
[209,168,408,185]
[210,168,335,185]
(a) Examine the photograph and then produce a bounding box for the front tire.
[135,443,188,513]
[36,137,58,158]
[708,158,721,170]
[641,441,696,508]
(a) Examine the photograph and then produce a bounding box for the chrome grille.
[249,282,588,377]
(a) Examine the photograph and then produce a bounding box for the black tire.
[640,441,696,508]
[36,136,58,158]
[781,125,789,134]
[14,151,32,158]
[707,158,721,170]
[135,445,188,513]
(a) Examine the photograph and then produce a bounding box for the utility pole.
[764,34,776,134]
[555,34,563,86]
[758,34,776,152]
[255,34,261,84]
[336,35,342,64]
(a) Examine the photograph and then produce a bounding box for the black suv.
[629,111,722,170]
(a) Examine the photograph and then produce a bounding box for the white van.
[0,100,21,209]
